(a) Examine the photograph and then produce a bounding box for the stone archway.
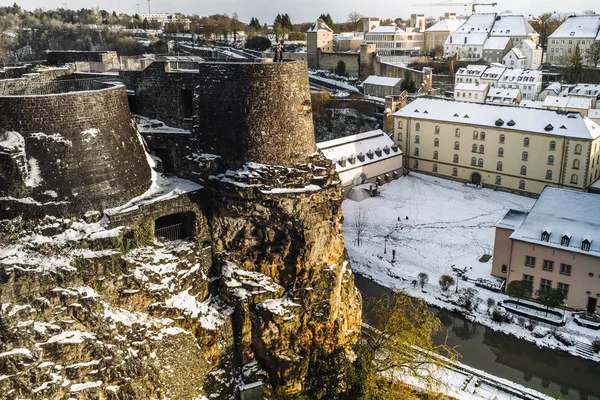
[471,172,481,185]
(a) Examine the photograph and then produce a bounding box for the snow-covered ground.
[343,172,600,361]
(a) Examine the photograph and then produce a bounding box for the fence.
[155,223,184,241]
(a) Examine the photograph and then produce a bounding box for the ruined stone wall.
[0,83,151,219]
[196,61,316,169]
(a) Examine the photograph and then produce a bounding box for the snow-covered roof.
[590,109,600,120]
[307,19,333,33]
[480,66,506,79]
[455,82,488,92]
[368,24,403,34]
[569,83,600,98]
[506,47,526,59]
[316,129,402,173]
[483,36,511,50]
[495,209,528,230]
[509,187,600,258]
[445,32,488,46]
[426,19,464,32]
[455,13,496,34]
[499,68,541,83]
[543,82,562,95]
[520,100,543,109]
[456,64,488,76]
[363,75,401,87]
[542,96,592,110]
[518,39,538,50]
[490,15,536,37]
[393,98,600,140]
[486,88,521,103]
[549,14,600,39]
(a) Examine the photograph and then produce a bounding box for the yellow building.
[393,98,600,196]
[492,187,600,312]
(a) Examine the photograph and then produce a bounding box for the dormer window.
[375,147,382,157]
[367,150,374,159]
[582,239,591,251]
[357,152,365,162]
[561,235,570,247]
[383,145,390,154]
[541,231,550,242]
[338,157,347,167]
[348,155,356,165]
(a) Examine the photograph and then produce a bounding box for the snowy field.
[343,172,600,360]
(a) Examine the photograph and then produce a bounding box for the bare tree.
[418,272,429,288]
[347,11,363,32]
[351,204,369,247]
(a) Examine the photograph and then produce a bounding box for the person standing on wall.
[275,41,285,62]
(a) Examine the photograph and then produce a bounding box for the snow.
[368,24,403,34]
[0,348,32,358]
[25,157,42,187]
[70,381,102,392]
[363,75,401,87]
[543,95,591,110]
[308,71,360,93]
[43,330,96,345]
[455,65,488,77]
[81,128,99,142]
[569,83,600,98]
[425,19,464,32]
[455,13,496,33]
[28,132,72,146]
[256,297,300,316]
[454,83,488,92]
[490,15,533,37]
[549,14,600,39]
[134,115,191,135]
[165,290,232,330]
[260,185,322,194]
[307,19,333,33]
[482,37,510,50]
[394,98,600,140]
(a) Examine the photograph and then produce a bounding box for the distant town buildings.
[364,23,424,57]
[424,17,464,53]
[138,13,191,29]
[547,14,600,66]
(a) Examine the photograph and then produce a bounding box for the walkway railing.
[155,223,183,241]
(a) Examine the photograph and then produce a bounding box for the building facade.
[515,39,543,70]
[547,14,600,66]
[482,37,512,63]
[392,98,600,196]
[364,24,424,56]
[497,68,542,100]
[454,83,489,103]
[363,76,402,97]
[492,187,600,312]
[502,48,527,68]
[424,18,463,52]
[307,19,334,68]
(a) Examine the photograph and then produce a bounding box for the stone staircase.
[575,341,596,359]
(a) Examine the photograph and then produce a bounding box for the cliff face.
[0,154,361,399]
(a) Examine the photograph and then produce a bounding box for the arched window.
[433,151,439,159]
[478,158,484,167]
[519,180,525,190]
[435,125,440,134]
[497,161,503,171]
[546,170,553,180]
[574,144,582,154]
[499,134,505,144]
[481,132,486,140]
[548,155,554,165]
[415,135,420,144]
[522,151,528,161]
[495,176,501,185]
[479,144,484,154]
[453,154,459,163]
[455,128,460,137]
[471,157,476,166]
[473,131,479,139]
[521,165,527,175]
[452,167,458,176]
[454,141,460,150]
[416,123,421,131]
[549,141,556,150]
[414,160,419,168]
[414,148,419,156]
[573,159,580,169]
[472,144,478,152]
[498,147,504,157]
[524,137,530,147]
[398,120,403,129]
[434,138,439,147]
[433,164,438,172]
[571,174,578,184]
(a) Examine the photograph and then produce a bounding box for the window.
[433,151,439,160]
[398,120,403,129]
[519,180,525,190]
[499,134,505,144]
[574,144,582,154]
[433,164,438,172]
[180,89,194,119]
[557,282,569,299]
[541,231,550,242]
[572,159,580,169]
[520,165,527,175]
[434,138,439,147]
[416,123,421,131]
[571,174,578,184]
[525,256,536,268]
[481,132,486,140]
[582,239,591,251]
[496,161,503,171]
[478,158,483,167]
[435,125,440,134]
[523,274,534,284]
[540,278,552,290]
[471,157,476,166]
[454,141,460,150]
[548,155,554,165]
[561,235,570,247]
[501,264,507,273]
[495,175,501,185]
[414,148,419,156]
[560,263,572,276]
[452,167,458,176]
[479,145,484,154]
[473,131,479,139]
[524,137,529,147]
[542,259,554,272]
[455,128,460,137]
[546,170,553,180]
[453,154,459,163]
[498,147,504,157]
[472,144,478,152]
[549,141,556,150]
[414,160,419,168]
[415,135,420,144]
[522,151,528,161]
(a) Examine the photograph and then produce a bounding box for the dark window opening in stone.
[245,107,250,113]
[154,212,194,241]
[181,89,193,119]
[127,93,138,114]
[154,148,175,174]
[227,106,233,113]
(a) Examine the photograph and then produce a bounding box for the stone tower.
[195,61,317,169]
[306,19,334,69]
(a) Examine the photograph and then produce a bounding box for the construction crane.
[414,0,498,14]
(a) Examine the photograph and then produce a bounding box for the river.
[354,274,600,400]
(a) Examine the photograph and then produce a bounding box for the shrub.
[458,288,479,311]
[517,317,526,328]
[287,32,306,41]
[528,318,538,331]
[553,330,576,346]
[411,279,418,288]
[592,340,600,353]
[532,326,550,338]
[492,306,507,323]
[439,274,455,293]
[335,60,347,77]
[487,297,495,308]
[245,36,272,51]
[417,272,429,288]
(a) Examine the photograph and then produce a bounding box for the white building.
[364,24,424,57]
[444,13,496,60]
[138,13,191,29]
[455,64,488,84]
[542,96,592,117]
[503,47,527,68]
[547,14,600,66]
[482,37,512,64]
[363,76,403,97]
[317,129,403,192]
[489,14,539,44]
[515,39,543,70]
[569,83,600,108]
[454,83,489,103]
[486,88,522,106]
[497,68,542,100]
[480,66,507,87]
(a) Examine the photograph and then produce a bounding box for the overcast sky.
[12,0,599,24]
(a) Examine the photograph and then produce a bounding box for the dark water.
[354,274,600,400]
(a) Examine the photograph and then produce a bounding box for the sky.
[10,0,599,24]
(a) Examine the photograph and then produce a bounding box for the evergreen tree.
[567,44,583,83]
[506,280,533,308]
[282,13,293,31]
[586,41,600,68]
[319,13,335,31]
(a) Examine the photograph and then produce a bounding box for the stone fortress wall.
[0,76,151,219]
